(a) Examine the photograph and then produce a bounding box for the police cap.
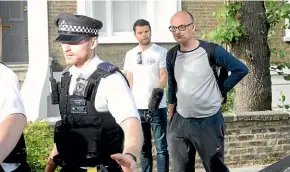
[55,13,103,43]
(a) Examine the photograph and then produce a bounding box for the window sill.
[98,34,177,44]
[283,36,290,42]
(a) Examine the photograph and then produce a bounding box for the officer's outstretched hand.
[111,153,138,172]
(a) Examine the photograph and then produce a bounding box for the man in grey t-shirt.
[166,11,248,172]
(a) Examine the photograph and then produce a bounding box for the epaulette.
[97,62,119,74]
[63,66,70,73]
[60,67,70,77]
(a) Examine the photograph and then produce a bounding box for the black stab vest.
[54,62,128,168]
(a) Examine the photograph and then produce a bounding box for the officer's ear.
[91,37,98,49]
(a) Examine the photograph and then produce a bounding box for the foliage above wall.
[201,1,245,44]
[201,0,290,111]
[202,0,290,45]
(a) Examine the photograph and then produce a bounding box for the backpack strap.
[205,42,228,103]
[205,42,220,81]
[166,44,180,106]
[206,42,218,67]
[169,44,180,70]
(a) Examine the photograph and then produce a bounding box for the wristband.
[124,152,137,162]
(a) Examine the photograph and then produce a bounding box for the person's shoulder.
[198,40,212,49]
[126,46,139,56]
[198,40,223,50]
[97,61,119,74]
[152,43,167,53]
[0,63,19,83]
[101,71,128,89]
[167,44,180,53]
[0,63,11,72]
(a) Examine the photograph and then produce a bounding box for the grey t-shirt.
[174,47,222,118]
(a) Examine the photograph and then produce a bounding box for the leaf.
[285,63,290,68]
[227,17,236,26]
[282,94,286,102]
[285,105,290,109]
[277,50,286,58]
[200,33,207,40]
[283,75,290,81]
[277,64,285,70]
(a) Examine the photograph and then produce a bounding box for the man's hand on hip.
[168,104,175,120]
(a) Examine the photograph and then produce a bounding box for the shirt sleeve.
[166,49,177,104]
[100,72,140,124]
[214,45,249,93]
[159,50,167,69]
[123,52,133,72]
[0,71,25,118]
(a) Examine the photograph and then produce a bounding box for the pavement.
[195,165,268,172]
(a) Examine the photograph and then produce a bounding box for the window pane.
[92,1,107,31]
[153,0,166,33]
[112,1,147,32]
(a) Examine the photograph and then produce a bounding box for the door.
[0,1,28,63]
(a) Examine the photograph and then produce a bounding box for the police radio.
[49,62,60,104]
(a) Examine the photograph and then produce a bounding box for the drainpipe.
[20,0,50,121]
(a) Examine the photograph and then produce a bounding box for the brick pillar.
[0,17,2,61]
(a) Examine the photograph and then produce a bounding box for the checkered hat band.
[59,24,99,36]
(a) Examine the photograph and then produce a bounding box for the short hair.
[133,19,151,32]
[186,11,194,23]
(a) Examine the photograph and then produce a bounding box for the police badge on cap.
[55,13,103,43]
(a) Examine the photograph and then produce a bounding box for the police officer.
[44,13,144,172]
[0,63,30,171]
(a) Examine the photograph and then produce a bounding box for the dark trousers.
[138,108,169,172]
[167,110,229,172]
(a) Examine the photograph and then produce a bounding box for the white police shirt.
[68,56,140,124]
[0,63,24,171]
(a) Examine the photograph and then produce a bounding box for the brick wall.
[95,43,175,69]
[47,1,290,69]
[47,0,77,70]
[182,1,223,37]
[148,111,290,171]
[47,1,176,70]
[223,111,290,167]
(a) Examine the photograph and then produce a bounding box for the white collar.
[137,43,155,53]
[69,55,103,79]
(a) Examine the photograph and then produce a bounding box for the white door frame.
[21,0,50,121]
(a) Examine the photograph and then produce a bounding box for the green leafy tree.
[202,0,290,112]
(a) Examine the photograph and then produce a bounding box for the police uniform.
[51,13,140,172]
[0,63,30,172]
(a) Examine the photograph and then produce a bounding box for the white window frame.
[77,0,181,44]
[283,0,290,42]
